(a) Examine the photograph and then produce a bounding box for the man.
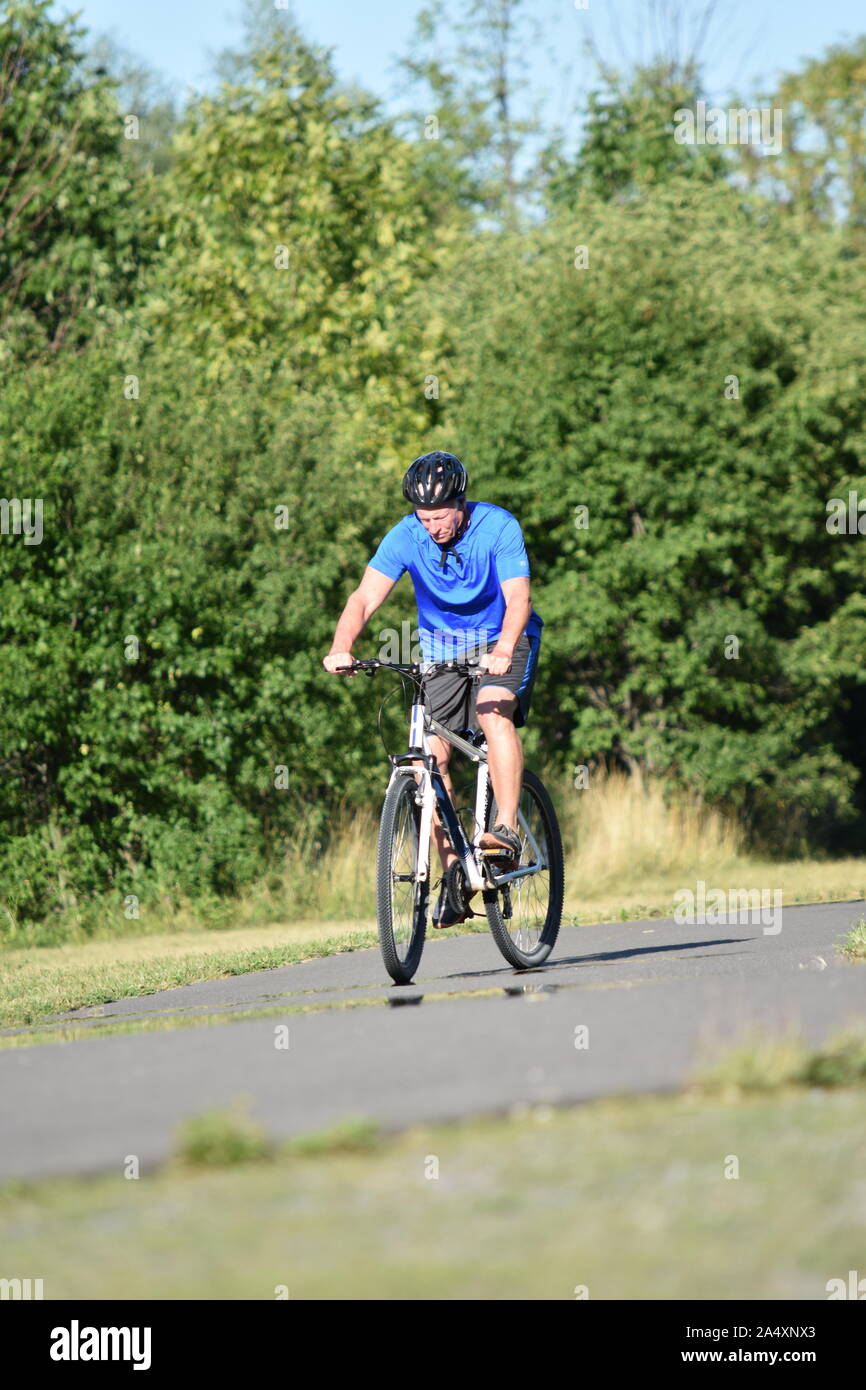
[323,450,543,928]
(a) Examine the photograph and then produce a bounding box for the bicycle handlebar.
[337,656,482,680]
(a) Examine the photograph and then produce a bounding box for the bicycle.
[343,656,564,984]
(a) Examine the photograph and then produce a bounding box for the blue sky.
[54,0,864,117]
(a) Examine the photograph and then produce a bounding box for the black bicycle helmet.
[402,451,468,506]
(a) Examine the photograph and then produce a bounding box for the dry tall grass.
[220,769,866,929]
[234,769,745,925]
[34,770,866,945]
[559,769,744,900]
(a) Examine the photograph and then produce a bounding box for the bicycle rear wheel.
[376,774,428,983]
[483,768,564,969]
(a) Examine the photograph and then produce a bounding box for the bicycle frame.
[387,695,546,892]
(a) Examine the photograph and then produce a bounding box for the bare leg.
[412,734,458,873]
[476,688,522,830]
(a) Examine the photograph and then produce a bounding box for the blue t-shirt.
[368,501,543,661]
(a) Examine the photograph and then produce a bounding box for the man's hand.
[323,651,356,675]
[479,645,513,677]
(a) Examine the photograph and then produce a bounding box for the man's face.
[415,500,464,543]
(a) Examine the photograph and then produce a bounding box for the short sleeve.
[493,513,531,581]
[368,520,409,582]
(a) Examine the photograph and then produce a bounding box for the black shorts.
[421,632,541,734]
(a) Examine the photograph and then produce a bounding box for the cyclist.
[323,451,543,928]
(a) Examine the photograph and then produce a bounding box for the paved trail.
[1,901,864,1181]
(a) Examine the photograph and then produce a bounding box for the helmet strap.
[437,501,470,569]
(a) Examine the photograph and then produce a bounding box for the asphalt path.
[1,901,864,1181]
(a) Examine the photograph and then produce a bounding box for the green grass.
[840,917,866,961]
[0,921,381,1031]
[2,1083,864,1299]
[285,1116,382,1158]
[175,1100,272,1167]
[693,1027,866,1095]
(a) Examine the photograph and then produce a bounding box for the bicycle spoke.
[390,793,422,948]
[484,770,561,966]
[502,786,548,949]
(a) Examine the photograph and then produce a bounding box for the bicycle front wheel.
[483,768,564,969]
[376,774,428,983]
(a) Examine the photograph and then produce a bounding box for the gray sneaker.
[479,822,521,863]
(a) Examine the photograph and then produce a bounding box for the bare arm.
[480,576,532,675]
[323,566,397,673]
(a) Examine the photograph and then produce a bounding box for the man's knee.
[476,691,517,729]
[428,737,451,772]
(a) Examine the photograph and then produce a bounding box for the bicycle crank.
[444,861,479,918]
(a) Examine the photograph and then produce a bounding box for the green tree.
[542,62,729,209]
[398,0,547,225]
[0,337,401,926]
[139,22,450,449]
[0,0,139,360]
[431,179,866,849]
[738,37,866,239]
[80,31,182,177]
